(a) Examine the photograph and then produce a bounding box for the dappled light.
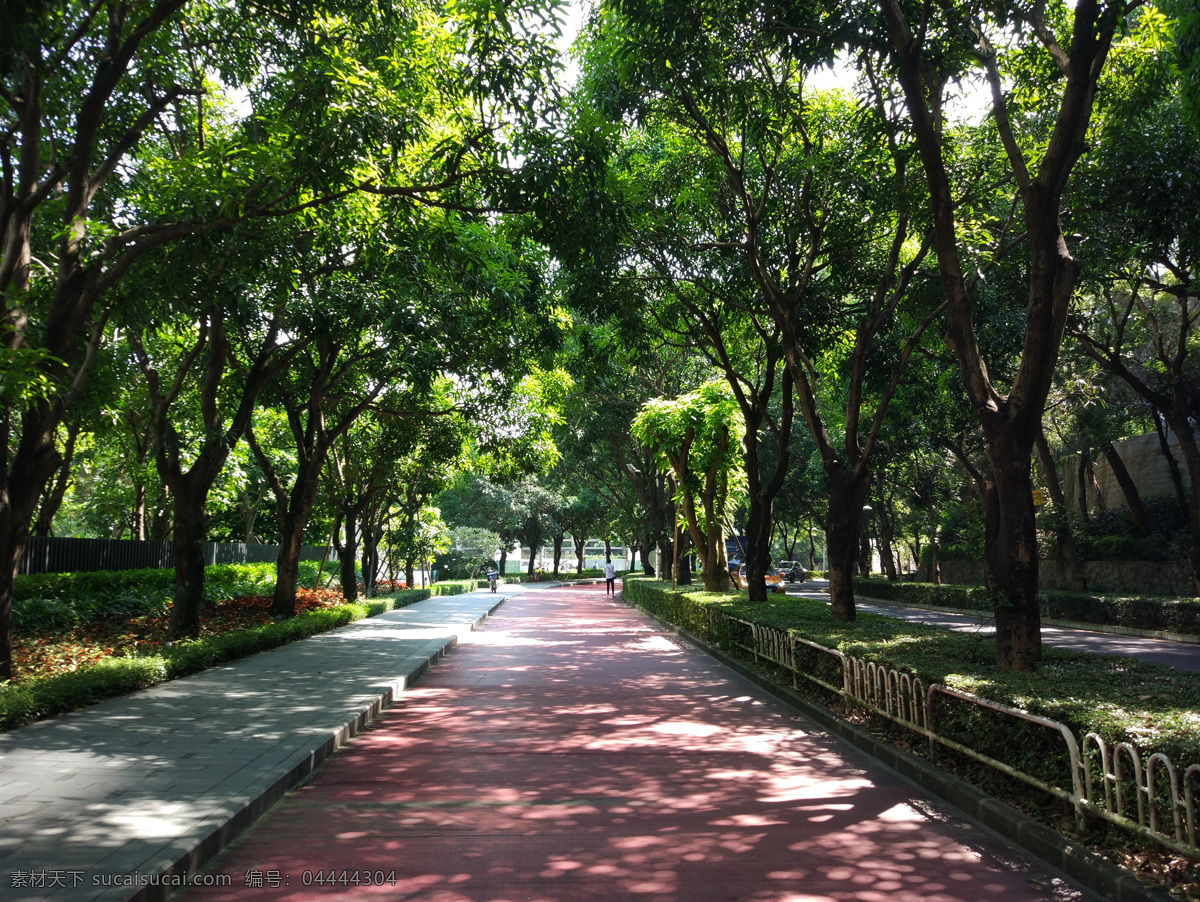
[179,585,1081,902]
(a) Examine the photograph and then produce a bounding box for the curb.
[620,594,1175,902]
[143,596,506,902]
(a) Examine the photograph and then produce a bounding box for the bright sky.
[552,2,988,121]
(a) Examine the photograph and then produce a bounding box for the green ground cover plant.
[853,578,1200,637]
[623,578,1200,769]
[0,569,480,731]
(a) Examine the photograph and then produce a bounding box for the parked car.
[775,561,808,583]
[730,563,788,594]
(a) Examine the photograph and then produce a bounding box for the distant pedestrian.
[603,558,616,596]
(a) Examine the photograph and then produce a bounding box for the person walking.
[603,558,617,596]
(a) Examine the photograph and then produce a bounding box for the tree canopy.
[2,0,1191,677]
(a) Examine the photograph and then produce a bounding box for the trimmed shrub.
[427,580,477,597]
[1,604,367,730]
[12,562,327,630]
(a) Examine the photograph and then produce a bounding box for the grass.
[623,577,1200,768]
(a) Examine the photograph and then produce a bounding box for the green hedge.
[424,579,478,596]
[0,574,481,732]
[491,569,631,584]
[853,578,1200,636]
[13,562,325,630]
[621,577,1200,770]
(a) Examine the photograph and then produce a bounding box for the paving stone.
[0,593,503,902]
[177,585,1100,902]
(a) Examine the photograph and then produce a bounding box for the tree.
[408,506,451,588]
[0,0,566,675]
[439,476,524,576]
[873,0,1141,670]
[632,381,743,591]
[512,482,562,578]
[247,239,437,612]
[577,3,944,617]
[554,324,697,580]
[559,489,608,573]
[126,233,303,638]
[1064,11,1199,590]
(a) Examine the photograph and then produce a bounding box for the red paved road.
[179,585,1088,902]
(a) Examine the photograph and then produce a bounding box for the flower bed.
[11,586,345,682]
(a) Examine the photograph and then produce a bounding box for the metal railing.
[705,607,1199,859]
[19,537,331,575]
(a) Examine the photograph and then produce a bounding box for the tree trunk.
[240,485,263,544]
[1161,411,1200,596]
[1087,457,1106,511]
[270,461,324,618]
[675,533,692,585]
[361,512,380,597]
[151,485,173,541]
[573,534,585,573]
[1102,443,1150,530]
[33,416,82,537]
[825,468,869,621]
[878,516,898,580]
[983,434,1042,671]
[0,395,67,676]
[873,474,898,580]
[168,481,209,640]
[658,537,673,580]
[1035,429,1087,593]
[1153,409,1190,514]
[340,515,358,601]
[553,535,563,576]
[742,399,790,600]
[1076,450,1090,522]
[744,489,773,602]
[133,482,148,541]
[498,547,508,579]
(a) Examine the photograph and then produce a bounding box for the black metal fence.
[19,537,331,576]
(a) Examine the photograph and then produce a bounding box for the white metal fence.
[706,608,1200,859]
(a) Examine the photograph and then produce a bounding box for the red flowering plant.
[12,585,345,682]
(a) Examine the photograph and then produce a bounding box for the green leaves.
[0,334,62,409]
[632,380,744,502]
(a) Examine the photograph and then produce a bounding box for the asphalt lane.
[785,580,1200,672]
[177,583,1093,902]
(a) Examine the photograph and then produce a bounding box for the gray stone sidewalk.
[0,591,508,902]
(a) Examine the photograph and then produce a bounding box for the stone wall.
[936,559,1194,597]
[1060,431,1190,516]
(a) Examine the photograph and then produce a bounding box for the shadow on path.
[179,585,1091,902]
